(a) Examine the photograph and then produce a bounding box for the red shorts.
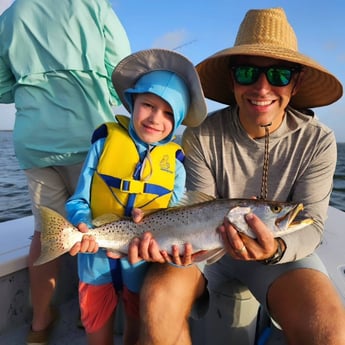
[79,282,140,333]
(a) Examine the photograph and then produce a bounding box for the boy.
[65,48,207,345]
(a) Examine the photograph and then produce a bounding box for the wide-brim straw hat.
[112,48,207,127]
[196,7,343,109]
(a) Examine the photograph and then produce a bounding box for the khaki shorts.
[24,163,83,231]
[203,252,328,314]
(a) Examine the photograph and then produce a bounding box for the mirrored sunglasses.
[231,65,301,87]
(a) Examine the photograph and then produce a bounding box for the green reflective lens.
[232,66,300,87]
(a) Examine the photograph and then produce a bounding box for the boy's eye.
[142,102,153,108]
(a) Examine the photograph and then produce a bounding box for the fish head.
[227,200,313,238]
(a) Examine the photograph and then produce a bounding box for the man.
[131,7,345,345]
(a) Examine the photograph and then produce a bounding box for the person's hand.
[128,232,195,266]
[128,232,165,264]
[160,242,194,266]
[69,223,99,256]
[219,213,279,261]
[132,207,144,223]
[128,208,195,266]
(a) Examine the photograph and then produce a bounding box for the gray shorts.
[24,163,83,231]
[203,253,328,314]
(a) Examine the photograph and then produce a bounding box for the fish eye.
[270,205,283,213]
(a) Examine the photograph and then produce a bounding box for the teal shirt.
[0,0,131,169]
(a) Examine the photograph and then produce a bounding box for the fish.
[34,192,313,266]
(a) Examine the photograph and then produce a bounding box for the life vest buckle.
[120,179,145,194]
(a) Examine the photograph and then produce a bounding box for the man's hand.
[219,213,280,261]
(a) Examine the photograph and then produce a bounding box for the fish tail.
[34,206,78,266]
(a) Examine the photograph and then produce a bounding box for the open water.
[1,130,345,223]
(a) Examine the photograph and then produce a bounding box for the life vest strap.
[99,174,171,196]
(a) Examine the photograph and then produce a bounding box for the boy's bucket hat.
[112,48,207,127]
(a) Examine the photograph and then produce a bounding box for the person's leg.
[86,313,116,345]
[222,253,345,345]
[137,263,206,345]
[80,282,118,345]
[28,232,60,332]
[268,268,345,345]
[124,314,140,345]
[122,287,140,345]
[26,164,82,337]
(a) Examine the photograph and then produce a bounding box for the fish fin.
[92,213,122,227]
[205,248,226,264]
[174,191,215,207]
[34,207,78,266]
[192,248,226,264]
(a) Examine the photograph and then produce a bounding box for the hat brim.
[196,45,343,109]
[112,49,207,127]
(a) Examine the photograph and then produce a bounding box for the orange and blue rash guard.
[66,115,185,291]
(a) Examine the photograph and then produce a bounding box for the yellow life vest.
[90,115,184,218]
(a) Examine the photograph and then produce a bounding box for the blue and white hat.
[112,48,207,127]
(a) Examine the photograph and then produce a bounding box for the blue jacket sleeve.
[66,138,106,228]
[169,158,186,207]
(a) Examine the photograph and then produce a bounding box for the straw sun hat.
[112,48,207,127]
[196,7,343,109]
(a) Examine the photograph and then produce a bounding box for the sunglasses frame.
[231,65,302,87]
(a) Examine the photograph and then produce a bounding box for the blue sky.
[1,1,345,141]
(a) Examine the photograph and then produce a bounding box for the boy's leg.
[122,287,140,345]
[80,282,118,345]
[138,263,206,345]
[86,313,115,345]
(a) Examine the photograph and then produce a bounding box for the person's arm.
[182,120,337,264]
[168,158,186,206]
[103,7,131,106]
[182,126,218,197]
[0,56,16,103]
[66,138,106,256]
[66,138,105,228]
[278,130,337,262]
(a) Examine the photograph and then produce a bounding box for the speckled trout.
[34,193,313,266]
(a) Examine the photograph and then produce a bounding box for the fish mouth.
[276,203,304,229]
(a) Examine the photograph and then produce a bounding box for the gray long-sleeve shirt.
[182,105,337,263]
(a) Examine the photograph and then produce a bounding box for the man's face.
[230,56,302,138]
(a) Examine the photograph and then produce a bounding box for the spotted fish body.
[34,195,313,266]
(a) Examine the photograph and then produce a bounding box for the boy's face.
[132,93,174,144]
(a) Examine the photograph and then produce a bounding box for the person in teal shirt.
[0,1,131,344]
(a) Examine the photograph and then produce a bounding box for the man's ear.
[229,70,235,91]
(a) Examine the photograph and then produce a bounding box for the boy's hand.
[69,223,99,256]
